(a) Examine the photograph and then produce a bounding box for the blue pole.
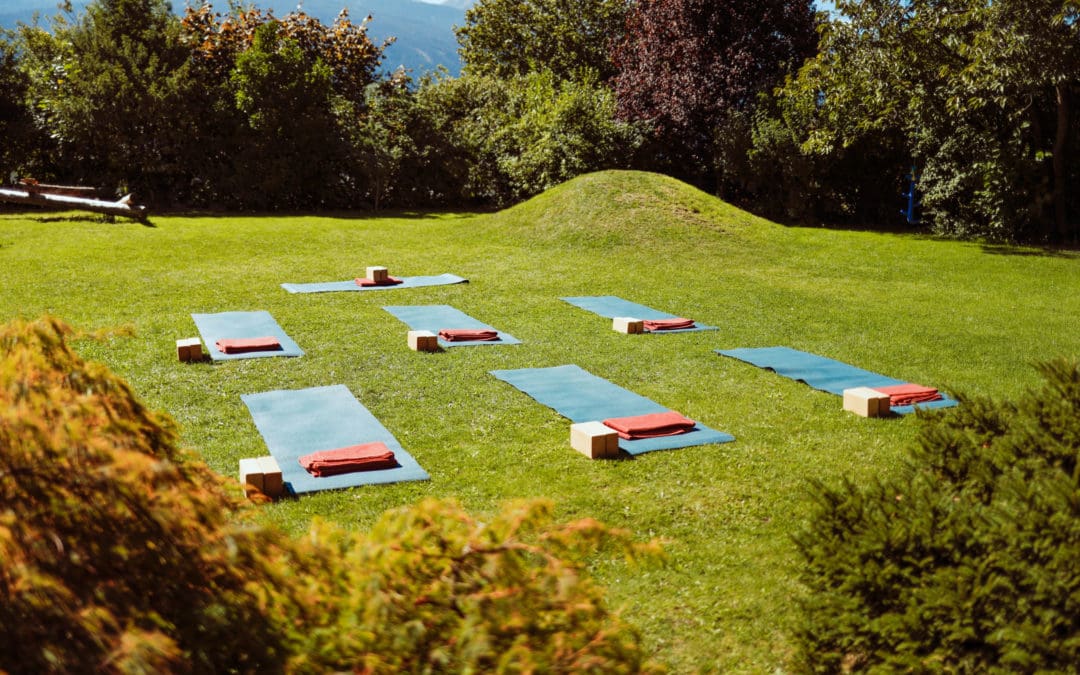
[903,165,919,224]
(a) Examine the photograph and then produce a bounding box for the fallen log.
[0,187,148,220]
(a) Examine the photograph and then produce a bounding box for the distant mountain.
[266,0,466,75]
[415,0,473,8]
[0,0,465,76]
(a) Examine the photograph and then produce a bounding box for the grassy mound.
[490,169,775,248]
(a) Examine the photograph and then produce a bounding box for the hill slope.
[488,170,777,248]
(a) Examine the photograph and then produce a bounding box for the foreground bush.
[0,317,660,673]
[795,359,1080,671]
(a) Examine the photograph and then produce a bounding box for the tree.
[795,359,1080,671]
[17,0,194,201]
[456,0,629,81]
[444,70,642,205]
[227,21,344,209]
[0,31,47,184]
[179,3,389,209]
[955,0,1080,240]
[181,3,387,107]
[612,0,817,192]
[787,0,1080,242]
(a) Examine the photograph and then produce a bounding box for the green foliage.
[9,1,389,208]
[180,5,388,209]
[455,71,643,205]
[227,21,343,209]
[16,0,193,200]
[287,498,663,673]
[0,316,659,672]
[0,31,45,183]
[181,4,386,107]
[787,0,1080,242]
[457,0,628,81]
[747,90,911,226]
[341,70,472,209]
[796,359,1080,671]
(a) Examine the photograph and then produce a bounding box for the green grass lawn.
[2,170,1078,671]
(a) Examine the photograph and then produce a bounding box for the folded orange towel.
[643,318,696,331]
[298,441,399,477]
[438,328,499,342]
[215,336,282,354]
[602,411,697,440]
[872,383,943,406]
[355,276,404,287]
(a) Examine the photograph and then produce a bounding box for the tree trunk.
[1053,82,1069,241]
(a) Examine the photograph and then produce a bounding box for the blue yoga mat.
[241,385,429,495]
[561,296,717,333]
[490,364,734,455]
[281,273,468,294]
[191,310,304,361]
[384,305,520,347]
[716,346,958,415]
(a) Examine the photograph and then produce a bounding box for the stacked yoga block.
[176,337,203,362]
[612,317,644,334]
[366,266,389,283]
[239,456,284,498]
[408,330,439,351]
[570,421,620,459]
[843,387,891,417]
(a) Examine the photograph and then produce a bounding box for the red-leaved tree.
[612,0,817,191]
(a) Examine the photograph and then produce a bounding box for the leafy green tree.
[228,21,344,209]
[955,0,1080,240]
[796,359,1080,671]
[341,69,474,210]
[450,70,642,205]
[16,0,194,201]
[0,31,47,184]
[745,83,910,226]
[456,0,629,81]
[788,0,1080,241]
[180,6,389,209]
[181,4,387,107]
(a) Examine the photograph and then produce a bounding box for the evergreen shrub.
[795,359,1080,672]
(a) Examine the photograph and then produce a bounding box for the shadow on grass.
[25,213,156,227]
[160,208,491,222]
[5,205,487,224]
[980,243,1080,259]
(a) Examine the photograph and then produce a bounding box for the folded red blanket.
[215,336,282,354]
[872,383,943,406]
[298,441,399,477]
[643,317,696,331]
[438,328,499,342]
[602,411,696,440]
[355,276,404,287]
